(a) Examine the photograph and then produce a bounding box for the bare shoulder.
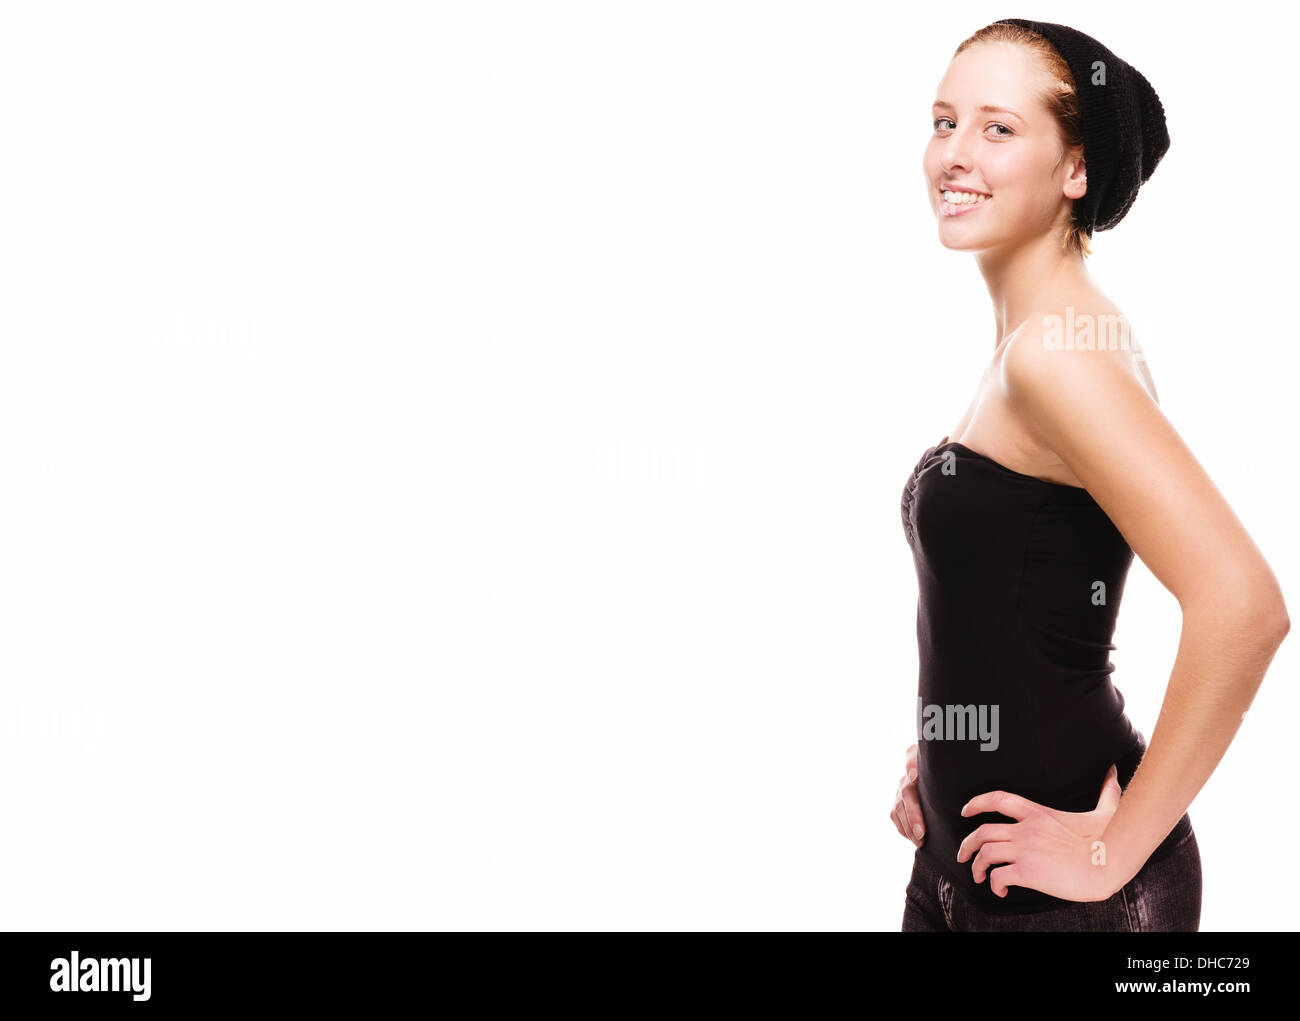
[998,305,1157,410]
[991,306,1286,625]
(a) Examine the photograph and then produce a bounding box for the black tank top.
[901,436,1193,913]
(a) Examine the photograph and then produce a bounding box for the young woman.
[892,20,1289,932]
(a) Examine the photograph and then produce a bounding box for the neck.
[975,230,1095,347]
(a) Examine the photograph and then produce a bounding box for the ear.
[1063,151,1087,201]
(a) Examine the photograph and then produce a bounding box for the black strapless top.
[900,436,1192,914]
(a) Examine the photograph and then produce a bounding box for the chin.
[934,210,1009,252]
[936,229,987,252]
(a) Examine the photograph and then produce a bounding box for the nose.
[939,144,972,178]
[936,125,976,178]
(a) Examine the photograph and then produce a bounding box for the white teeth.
[941,190,989,204]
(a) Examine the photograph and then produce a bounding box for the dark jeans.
[901,822,1202,931]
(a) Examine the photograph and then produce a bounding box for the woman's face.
[923,41,1084,251]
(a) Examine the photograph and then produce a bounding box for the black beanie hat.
[993,18,1169,236]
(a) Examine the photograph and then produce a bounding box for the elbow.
[1248,594,1289,648]
[1257,577,1291,645]
[1183,585,1290,648]
[1271,604,1291,645]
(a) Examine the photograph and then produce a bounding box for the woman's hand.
[955,764,1126,902]
[890,743,927,847]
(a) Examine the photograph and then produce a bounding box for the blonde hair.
[953,22,1092,258]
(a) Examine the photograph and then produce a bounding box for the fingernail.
[908,769,917,783]
[912,824,924,839]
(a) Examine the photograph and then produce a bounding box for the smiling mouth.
[938,188,991,216]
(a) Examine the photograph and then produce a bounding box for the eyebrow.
[932,101,1026,125]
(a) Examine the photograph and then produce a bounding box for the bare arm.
[1001,324,1289,888]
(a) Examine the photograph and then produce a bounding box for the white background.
[0,1,1293,931]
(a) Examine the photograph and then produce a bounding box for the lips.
[938,187,991,216]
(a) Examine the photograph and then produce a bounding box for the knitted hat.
[993,18,1169,235]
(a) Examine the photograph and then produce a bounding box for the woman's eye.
[931,118,1013,137]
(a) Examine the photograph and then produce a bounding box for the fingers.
[891,771,926,846]
[1095,763,1122,812]
[986,863,1021,898]
[955,822,1015,863]
[961,789,1036,821]
[891,796,920,844]
[892,785,921,845]
[890,801,912,843]
[890,776,908,840]
[969,840,1015,884]
[901,780,925,843]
